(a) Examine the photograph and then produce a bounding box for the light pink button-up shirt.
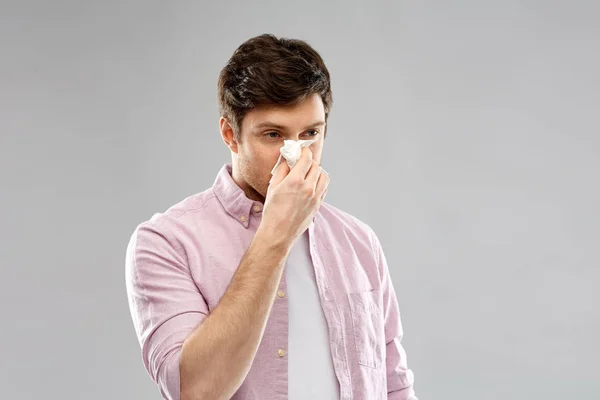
[125,163,417,400]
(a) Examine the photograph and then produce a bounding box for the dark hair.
[218,34,333,142]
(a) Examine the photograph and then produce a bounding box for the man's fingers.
[305,160,321,186]
[269,158,290,186]
[290,146,313,179]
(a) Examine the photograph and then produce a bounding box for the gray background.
[1,1,598,399]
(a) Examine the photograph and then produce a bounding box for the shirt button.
[277,290,285,298]
[277,348,286,357]
[253,205,262,212]
[239,215,247,222]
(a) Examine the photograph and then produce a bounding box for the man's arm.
[369,229,418,400]
[126,219,291,400]
[179,150,329,400]
[179,227,290,400]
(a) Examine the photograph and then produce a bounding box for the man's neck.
[231,166,265,204]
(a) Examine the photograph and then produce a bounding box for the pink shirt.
[125,163,418,400]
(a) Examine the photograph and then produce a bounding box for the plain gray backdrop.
[1,1,598,399]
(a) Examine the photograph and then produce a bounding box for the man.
[125,33,417,400]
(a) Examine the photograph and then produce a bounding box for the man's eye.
[267,132,281,138]
[306,130,319,137]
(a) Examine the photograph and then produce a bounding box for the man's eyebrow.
[253,120,326,131]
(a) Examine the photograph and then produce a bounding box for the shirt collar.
[212,163,264,229]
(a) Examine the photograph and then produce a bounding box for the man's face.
[222,93,326,203]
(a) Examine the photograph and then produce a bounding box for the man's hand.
[258,146,330,247]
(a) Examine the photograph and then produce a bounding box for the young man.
[125,33,418,400]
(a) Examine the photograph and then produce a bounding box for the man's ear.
[219,117,239,154]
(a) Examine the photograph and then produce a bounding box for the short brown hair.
[218,34,333,142]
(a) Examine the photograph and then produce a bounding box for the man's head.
[218,34,333,203]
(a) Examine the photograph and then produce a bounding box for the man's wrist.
[253,226,292,256]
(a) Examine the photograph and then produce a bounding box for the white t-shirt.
[285,230,341,399]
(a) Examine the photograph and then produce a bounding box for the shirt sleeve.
[369,229,419,400]
[125,220,209,400]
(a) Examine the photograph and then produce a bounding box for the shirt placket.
[308,222,354,400]
[275,268,289,400]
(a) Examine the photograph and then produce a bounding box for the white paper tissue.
[270,139,317,175]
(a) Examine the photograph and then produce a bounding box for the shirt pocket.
[347,288,384,369]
